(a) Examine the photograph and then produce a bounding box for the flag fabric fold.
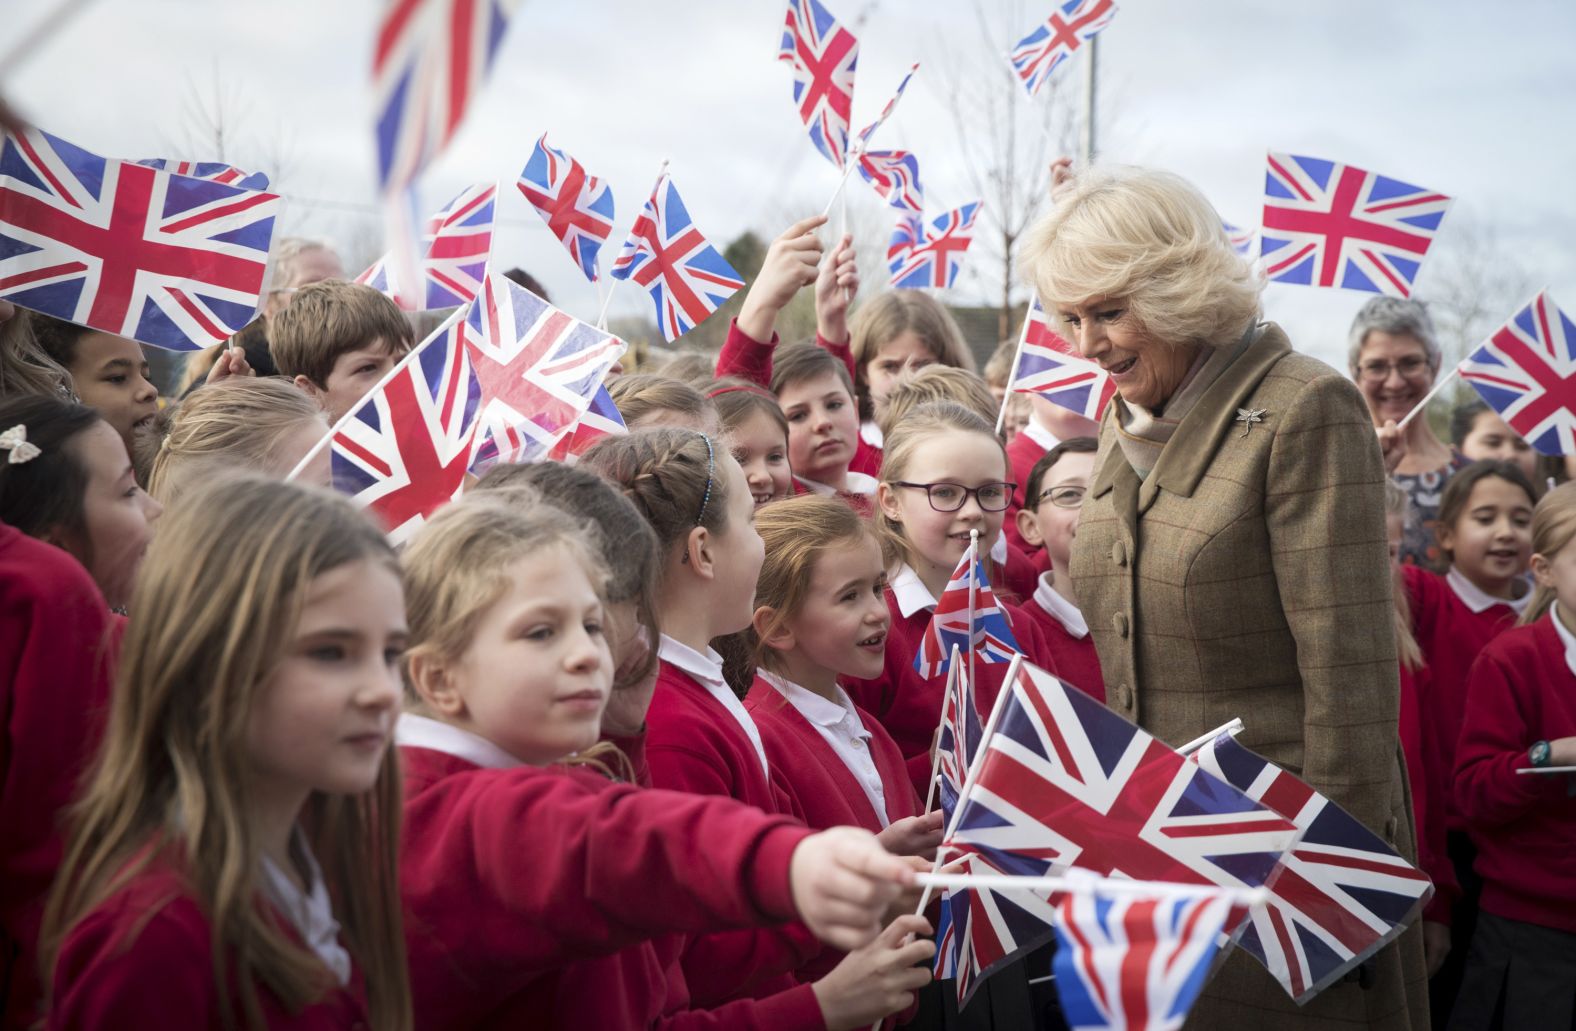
[913,541,1022,679]
[547,384,627,462]
[134,158,271,192]
[1009,0,1118,97]
[889,201,980,290]
[776,0,859,169]
[517,134,615,283]
[856,149,923,211]
[610,172,744,342]
[1459,290,1576,457]
[357,182,496,310]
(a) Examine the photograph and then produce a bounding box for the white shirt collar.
[890,562,938,619]
[795,470,878,497]
[1022,418,1059,452]
[658,635,770,778]
[759,670,869,735]
[1550,604,1576,678]
[395,713,522,770]
[1032,573,1089,638]
[989,530,1007,565]
[860,419,884,449]
[1446,566,1532,616]
[259,831,351,985]
[758,670,887,827]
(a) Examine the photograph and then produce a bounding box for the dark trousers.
[1430,831,1483,1028]
[1446,911,1576,1031]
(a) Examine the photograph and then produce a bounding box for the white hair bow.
[0,424,41,464]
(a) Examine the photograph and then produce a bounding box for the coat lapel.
[1090,406,1141,540]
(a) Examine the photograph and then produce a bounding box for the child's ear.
[407,651,465,719]
[292,374,324,405]
[683,525,714,578]
[751,605,795,652]
[875,482,904,525]
[1435,523,1455,558]
[1531,552,1556,588]
[1016,507,1044,549]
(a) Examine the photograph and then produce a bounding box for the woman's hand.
[876,810,944,859]
[815,232,859,344]
[737,215,825,344]
[790,827,915,951]
[1376,420,1407,475]
[811,913,934,1031]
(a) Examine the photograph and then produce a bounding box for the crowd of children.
[1,213,1573,1031]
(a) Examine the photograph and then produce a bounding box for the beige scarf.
[1113,325,1260,480]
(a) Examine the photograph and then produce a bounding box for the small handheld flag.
[1223,220,1255,257]
[1010,0,1118,97]
[547,384,626,463]
[517,134,615,283]
[1261,152,1451,298]
[1010,298,1115,421]
[889,202,981,290]
[357,183,496,310]
[776,0,859,169]
[1459,291,1576,457]
[913,540,1022,679]
[856,150,923,211]
[610,172,744,342]
[852,62,919,154]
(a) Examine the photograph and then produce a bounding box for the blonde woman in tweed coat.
[1020,166,1428,1030]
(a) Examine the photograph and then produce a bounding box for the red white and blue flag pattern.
[890,201,980,290]
[327,273,625,542]
[134,158,271,192]
[357,182,496,310]
[852,62,919,153]
[372,0,517,195]
[914,543,1022,679]
[856,149,923,211]
[1010,0,1118,97]
[611,173,744,342]
[936,657,981,819]
[776,0,859,169]
[0,127,280,351]
[517,134,615,283]
[1260,153,1451,298]
[1459,291,1576,457]
[1011,298,1116,420]
[548,384,626,463]
[887,209,924,266]
[1052,880,1235,1031]
[1191,731,1433,1002]
[942,662,1300,1004]
[1223,220,1255,257]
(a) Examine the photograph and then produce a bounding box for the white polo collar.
[890,562,938,619]
[795,470,878,497]
[759,670,869,735]
[1022,418,1059,452]
[1032,573,1089,638]
[861,419,884,449]
[1550,604,1576,678]
[1447,566,1531,616]
[658,635,770,778]
[395,712,522,770]
[259,830,351,985]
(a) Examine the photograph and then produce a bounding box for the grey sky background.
[4,0,1574,370]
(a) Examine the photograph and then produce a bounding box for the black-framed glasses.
[1034,485,1086,510]
[894,481,1016,513]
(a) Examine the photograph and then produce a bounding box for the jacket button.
[1111,540,1128,567]
[1112,612,1129,639]
[1117,683,1133,710]
[1384,817,1398,844]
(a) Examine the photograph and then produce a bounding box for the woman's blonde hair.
[1520,481,1576,626]
[1385,480,1423,671]
[876,401,1009,571]
[849,292,975,417]
[147,378,326,506]
[877,365,999,441]
[42,478,410,1031]
[1020,165,1262,349]
[742,495,876,674]
[400,490,631,779]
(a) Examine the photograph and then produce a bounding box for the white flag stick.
[914,871,1270,907]
[1396,364,1460,431]
[967,530,979,692]
[1177,718,1245,757]
[819,159,859,219]
[994,308,1034,435]
[598,159,669,331]
[923,643,963,814]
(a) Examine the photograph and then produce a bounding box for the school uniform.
[712,322,856,390]
[1397,662,1456,926]
[793,471,876,519]
[1001,418,1057,565]
[48,845,367,1030]
[851,420,884,478]
[0,527,119,1031]
[844,563,1062,800]
[993,535,1039,607]
[396,715,816,1030]
[1020,574,1106,704]
[1449,610,1576,1029]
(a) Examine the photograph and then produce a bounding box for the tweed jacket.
[1071,324,1428,1029]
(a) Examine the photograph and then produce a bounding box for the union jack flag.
[887,209,923,265]
[936,655,981,819]
[547,384,626,463]
[1052,879,1234,1031]
[1011,298,1115,420]
[890,201,980,290]
[944,849,1063,1009]
[914,542,1022,679]
[1261,153,1452,298]
[1189,731,1434,1002]
[1010,0,1118,97]
[856,149,923,211]
[357,182,496,310]
[610,173,744,342]
[943,662,1300,1002]
[372,0,518,195]
[776,0,859,169]
[1223,220,1255,257]
[852,62,919,154]
[0,127,280,352]
[134,158,270,191]
[1459,291,1576,457]
[517,134,615,283]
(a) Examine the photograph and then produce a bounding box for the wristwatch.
[1529,740,1553,768]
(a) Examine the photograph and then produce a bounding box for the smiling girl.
[709,380,794,507]
[32,316,159,457]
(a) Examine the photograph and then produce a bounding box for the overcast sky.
[4,0,1574,370]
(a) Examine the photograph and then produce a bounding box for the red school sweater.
[1403,565,1526,828]
[1019,576,1106,704]
[1,527,119,1031]
[1453,615,1576,935]
[1001,421,1052,565]
[398,745,813,1030]
[843,582,1061,800]
[48,858,370,1031]
[1398,662,1457,923]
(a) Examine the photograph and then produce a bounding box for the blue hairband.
[694,432,715,526]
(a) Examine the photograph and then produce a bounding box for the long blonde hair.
[1385,480,1423,671]
[42,478,410,1031]
[1520,481,1576,626]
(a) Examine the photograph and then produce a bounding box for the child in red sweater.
[396,486,918,1030]
[851,400,1062,800]
[772,342,877,508]
[44,478,412,1031]
[1450,480,1576,1029]
[1013,437,1105,703]
[709,381,794,507]
[1001,395,1100,563]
